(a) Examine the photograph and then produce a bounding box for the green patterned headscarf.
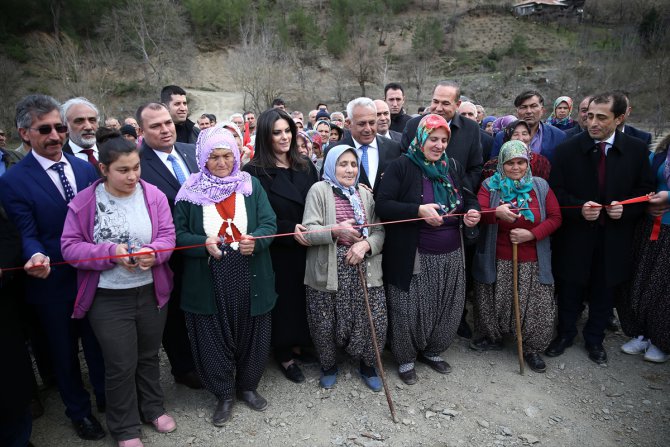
[405,114,461,214]
[488,140,535,222]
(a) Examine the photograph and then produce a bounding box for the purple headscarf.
[175,127,252,205]
[492,115,518,134]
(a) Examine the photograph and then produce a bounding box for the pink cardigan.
[61,179,175,318]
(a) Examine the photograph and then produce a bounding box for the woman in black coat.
[244,109,319,383]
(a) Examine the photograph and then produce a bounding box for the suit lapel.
[63,152,95,192]
[374,136,386,187]
[142,143,182,191]
[23,153,67,206]
[174,143,199,174]
[270,169,306,205]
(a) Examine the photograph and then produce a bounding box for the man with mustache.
[62,97,102,175]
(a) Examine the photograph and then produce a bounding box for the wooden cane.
[357,263,398,423]
[512,243,525,375]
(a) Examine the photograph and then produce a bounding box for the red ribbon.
[650,216,662,241]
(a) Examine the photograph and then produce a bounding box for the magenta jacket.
[61,179,175,319]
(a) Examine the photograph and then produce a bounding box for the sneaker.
[319,366,338,389]
[644,342,670,363]
[621,336,649,355]
[152,414,176,433]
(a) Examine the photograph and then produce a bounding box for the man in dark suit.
[564,95,592,139]
[374,99,402,143]
[546,92,654,365]
[0,94,105,440]
[613,91,653,146]
[137,102,202,389]
[323,97,402,194]
[401,81,483,192]
[61,97,102,175]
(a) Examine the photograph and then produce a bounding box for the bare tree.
[344,37,382,97]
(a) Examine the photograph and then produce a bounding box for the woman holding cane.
[470,140,562,373]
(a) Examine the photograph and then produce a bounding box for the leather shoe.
[585,343,608,365]
[524,352,547,373]
[280,363,305,383]
[236,390,267,411]
[72,414,106,441]
[544,336,573,357]
[417,356,452,374]
[174,371,203,389]
[606,315,620,332]
[398,368,417,385]
[212,398,233,426]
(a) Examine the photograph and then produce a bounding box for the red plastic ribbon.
[650,216,662,241]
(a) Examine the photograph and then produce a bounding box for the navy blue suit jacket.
[491,122,566,163]
[623,124,652,146]
[139,141,198,210]
[0,151,98,303]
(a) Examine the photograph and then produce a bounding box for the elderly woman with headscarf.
[492,115,518,136]
[301,144,386,391]
[481,116,496,136]
[547,96,576,131]
[220,121,253,166]
[480,120,552,183]
[375,114,481,385]
[471,140,562,373]
[173,127,277,426]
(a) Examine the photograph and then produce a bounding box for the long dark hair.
[96,127,138,165]
[248,108,308,171]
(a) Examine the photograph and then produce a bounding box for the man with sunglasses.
[0,95,105,441]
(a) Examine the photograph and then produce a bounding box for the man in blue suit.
[490,90,567,162]
[0,95,106,440]
[137,102,202,389]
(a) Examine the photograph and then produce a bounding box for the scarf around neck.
[488,140,535,223]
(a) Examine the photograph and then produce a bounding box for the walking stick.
[512,243,525,375]
[357,264,398,423]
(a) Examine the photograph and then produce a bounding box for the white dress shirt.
[32,150,78,199]
[353,138,379,188]
[594,132,616,156]
[152,147,191,179]
[68,140,99,162]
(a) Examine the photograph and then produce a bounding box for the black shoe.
[417,355,452,374]
[457,318,473,339]
[280,363,305,383]
[174,371,203,389]
[545,336,573,357]
[606,315,620,332]
[212,398,233,426]
[524,352,547,373]
[236,390,267,411]
[398,368,417,385]
[585,343,608,365]
[469,337,503,351]
[72,415,106,441]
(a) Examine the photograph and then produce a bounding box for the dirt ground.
[30,310,670,447]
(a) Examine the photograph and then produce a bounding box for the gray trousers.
[87,284,167,441]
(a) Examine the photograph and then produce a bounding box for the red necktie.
[81,148,98,167]
[597,142,606,199]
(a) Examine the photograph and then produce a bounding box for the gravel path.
[31,314,669,447]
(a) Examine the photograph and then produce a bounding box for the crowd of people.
[0,80,667,447]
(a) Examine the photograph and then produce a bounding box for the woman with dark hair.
[61,128,177,447]
[328,123,343,144]
[480,120,551,182]
[618,134,670,363]
[375,114,481,385]
[244,109,319,384]
[174,127,277,425]
[471,140,562,373]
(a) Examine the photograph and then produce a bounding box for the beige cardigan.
[302,181,385,292]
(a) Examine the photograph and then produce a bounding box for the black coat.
[139,141,198,210]
[401,113,483,192]
[375,156,480,291]
[322,135,403,195]
[175,119,200,145]
[623,124,652,146]
[548,130,654,287]
[479,128,494,162]
[243,162,319,347]
[390,110,412,133]
[62,140,102,176]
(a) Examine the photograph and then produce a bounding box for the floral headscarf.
[175,127,252,205]
[488,140,535,222]
[548,96,574,128]
[323,144,368,237]
[405,114,461,214]
[492,115,517,134]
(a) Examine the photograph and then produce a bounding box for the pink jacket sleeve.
[61,207,118,271]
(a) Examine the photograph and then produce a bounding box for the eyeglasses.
[29,124,68,134]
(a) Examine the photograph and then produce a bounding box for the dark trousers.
[87,284,167,441]
[33,300,105,421]
[557,229,613,346]
[162,258,195,377]
[0,408,32,447]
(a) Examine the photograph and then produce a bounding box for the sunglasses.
[29,124,68,135]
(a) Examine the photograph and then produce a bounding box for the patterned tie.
[167,153,187,185]
[81,148,98,167]
[360,145,369,178]
[50,162,75,202]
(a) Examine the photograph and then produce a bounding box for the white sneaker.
[644,342,670,363]
[621,336,649,354]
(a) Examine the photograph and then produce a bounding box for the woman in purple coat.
[61,129,177,447]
